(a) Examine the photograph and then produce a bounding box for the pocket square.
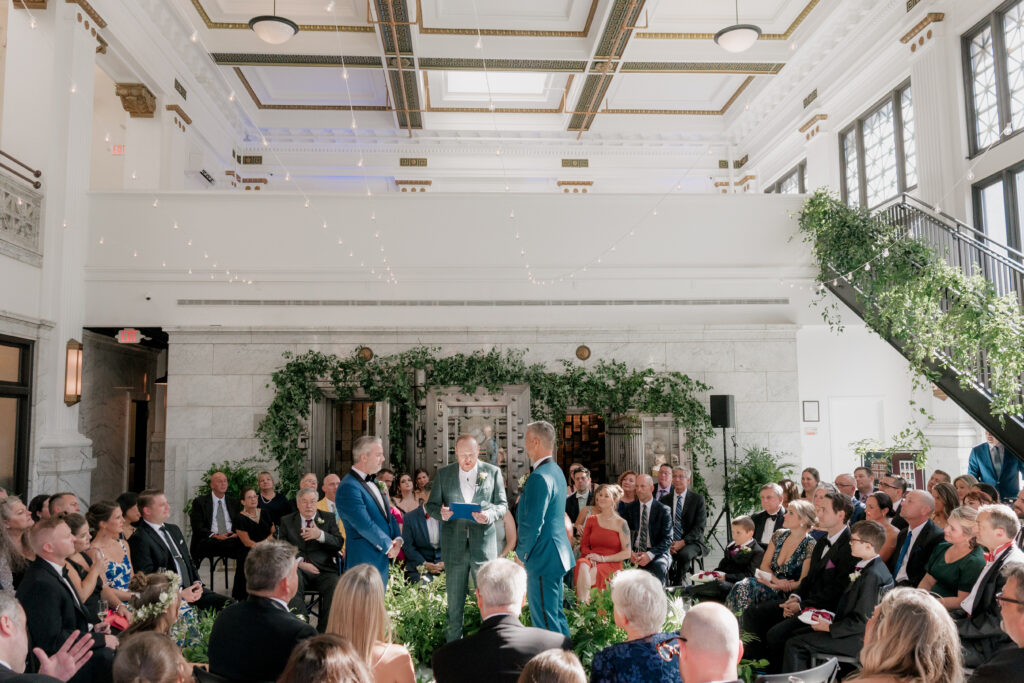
[826,559,835,570]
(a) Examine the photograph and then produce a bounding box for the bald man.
[834,474,865,523]
[317,473,347,551]
[675,603,743,683]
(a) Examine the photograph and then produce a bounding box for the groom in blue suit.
[337,435,403,585]
[516,420,574,637]
[968,431,1022,501]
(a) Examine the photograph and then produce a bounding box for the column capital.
[115,83,156,118]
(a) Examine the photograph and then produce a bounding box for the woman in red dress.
[575,484,632,604]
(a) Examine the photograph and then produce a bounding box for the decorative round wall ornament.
[575,345,591,361]
[357,346,374,361]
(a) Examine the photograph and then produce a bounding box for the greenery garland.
[255,347,716,501]
[797,190,1024,424]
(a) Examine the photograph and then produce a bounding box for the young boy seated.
[780,520,895,672]
[685,515,764,601]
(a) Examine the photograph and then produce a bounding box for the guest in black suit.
[15,518,116,683]
[128,490,229,612]
[0,592,94,683]
[659,466,706,585]
[886,489,943,587]
[968,560,1024,682]
[743,492,858,671]
[278,488,343,633]
[954,505,1024,667]
[400,501,443,583]
[565,467,593,537]
[621,474,672,584]
[752,483,786,548]
[879,473,909,531]
[432,558,572,683]
[208,540,317,682]
[835,474,866,523]
[685,516,763,601]
[782,520,895,672]
[853,466,876,503]
[187,471,245,567]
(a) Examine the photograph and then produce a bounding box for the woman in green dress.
[917,505,985,610]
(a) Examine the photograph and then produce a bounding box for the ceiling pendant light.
[250,0,299,45]
[714,0,761,53]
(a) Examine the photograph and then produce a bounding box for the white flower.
[849,571,860,583]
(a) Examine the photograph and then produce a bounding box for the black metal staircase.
[823,194,1024,456]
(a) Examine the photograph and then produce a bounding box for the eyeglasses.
[849,537,865,544]
[656,635,687,662]
[879,481,897,489]
[996,592,1024,607]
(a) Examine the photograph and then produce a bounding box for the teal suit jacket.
[425,460,508,564]
[515,459,575,576]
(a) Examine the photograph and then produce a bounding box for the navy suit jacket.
[968,442,1022,500]
[337,470,402,585]
[621,499,672,582]
[401,505,442,581]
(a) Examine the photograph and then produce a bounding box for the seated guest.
[516,649,585,683]
[325,564,415,683]
[954,504,1024,667]
[879,473,909,530]
[918,505,985,609]
[835,474,866,523]
[799,468,820,500]
[16,517,116,683]
[128,489,228,612]
[377,469,396,495]
[120,572,181,640]
[232,486,275,600]
[968,431,1021,502]
[781,520,894,672]
[854,466,876,503]
[686,516,763,602]
[62,513,128,625]
[401,484,443,583]
[279,487,342,632]
[779,479,799,506]
[1,497,34,584]
[0,592,94,682]
[752,483,785,548]
[27,495,50,524]
[669,602,743,683]
[725,500,816,613]
[187,471,244,571]
[256,471,291,527]
[590,569,681,683]
[965,490,987,510]
[48,494,80,518]
[393,473,420,516]
[1014,489,1024,551]
[115,493,140,542]
[659,467,706,586]
[809,483,838,540]
[743,492,857,670]
[968,560,1024,682]
[413,468,430,504]
[112,632,190,683]
[317,474,346,544]
[566,467,593,539]
[294,473,318,509]
[888,489,943,588]
[973,483,1000,506]
[927,469,952,494]
[864,492,899,563]
[278,634,372,683]
[931,482,959,529]
[954,474,979,504]
[653,464,673,503]
[208,540,316,681]
[432,559,572,683]
[857,587,964,682]
[620,475,672,585]
[575,484,630,604]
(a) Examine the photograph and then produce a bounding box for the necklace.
[260,492,274,504]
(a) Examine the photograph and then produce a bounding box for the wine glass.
[96,599,108,622]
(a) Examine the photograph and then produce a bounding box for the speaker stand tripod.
[705,427,733,553]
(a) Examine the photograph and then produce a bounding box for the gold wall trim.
[165,104,192,125]
[66,0,106,28]
[414,0,599,38]
[562,159,589,168]
[636,0,818,41]
[400,158,427,167]
[233,68,388,111]
[190,0,372,32]
[593,75,753,116]
[900,12,944,43]
[803,88,817,108]
[418,57,586,72]
[557,180,594,186]
[798,113,827,133]
[12,1,47,10]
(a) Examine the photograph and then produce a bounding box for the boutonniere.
[736,547,752,557]
[518,472,530,488]
[315,517,324,525]
[848,571,860,583]
[377,481,387,495]
[478,471,488,485]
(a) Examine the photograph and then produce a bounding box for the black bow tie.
[364,473,377,483]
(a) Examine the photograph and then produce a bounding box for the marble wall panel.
[210,407,259,439]
[734,341,797,372]
[166,407,213,439]
[703,372,767,402]
[167,344,213,376]
[736,401,800,434]
[665,341,736,373]
[765,372,799,402]
[179,375,253,407]
[212,343,298,376]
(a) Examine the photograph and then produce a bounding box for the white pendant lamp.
[249,0,299,45]
[714,0,761,53]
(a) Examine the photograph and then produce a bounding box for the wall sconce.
[64,339,83,406]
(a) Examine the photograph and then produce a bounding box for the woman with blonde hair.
[952,474,978,504]
[326,564,415,683]
[574,484,631,604]
[120,571,181,641]
[853,588,963,683]
[917,506,985,610]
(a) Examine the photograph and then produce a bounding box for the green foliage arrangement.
[727,447,794,516]
[178,608,217,664]
[798,190,1024,423]
[183,460,263,514]
[385,568,481,668]
[256,347,716,499]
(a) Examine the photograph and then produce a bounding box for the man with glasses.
[657,602,743,683]
[878,474,909,531]
[834,474,865,523]
[968,561,1024,682]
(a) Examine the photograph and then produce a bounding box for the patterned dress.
[590,631,683,683]
[725,529,815,613]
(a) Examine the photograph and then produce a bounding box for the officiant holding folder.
[426,433,508,641]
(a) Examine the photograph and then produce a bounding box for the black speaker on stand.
[707,395,735,552]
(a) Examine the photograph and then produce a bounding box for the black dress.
[233,511,274,600]
[257,493,291,527]
[65,555,103,625]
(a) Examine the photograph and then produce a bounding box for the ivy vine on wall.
[255,347,717,502]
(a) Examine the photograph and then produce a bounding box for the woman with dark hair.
[1,496,34,586]
[112,632,191,683]
[864,491,899,563]
[87,501,135,606]
[930,483,959,529]
[393,473,419,515]
[778,479,800,506]
[27,494,50,523]
[63,512,131,624]
[256,471,291,527]
[799,468,820,500]
[232,486,275,600]
[413,468,430,504]
[279,634,373,683]
[116,492,141,541]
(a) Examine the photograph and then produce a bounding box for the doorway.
[559,414,606,483]
[332,400,378,476]
[128,400,148,492]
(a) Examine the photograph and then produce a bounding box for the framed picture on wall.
[802,400,820,422]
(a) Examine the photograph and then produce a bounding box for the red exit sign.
[117,328,140,344]
[112,144,125,155]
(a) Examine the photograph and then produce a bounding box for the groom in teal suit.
[425,434,508,641]
[516,420,574,637]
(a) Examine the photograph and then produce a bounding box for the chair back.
[754,656,839,683]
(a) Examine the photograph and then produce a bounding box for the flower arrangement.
[133,571,180,622]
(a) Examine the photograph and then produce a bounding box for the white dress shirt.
[459,465,478,505]
[351,466,386,512]
[210,493,233,534]
[961,544,1024,613]
[895,520,927,583]
[760,509,781,545]
[638,498,656,561]
[426,515,441,547]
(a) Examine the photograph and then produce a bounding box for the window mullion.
[856,120,868,207]
[994,13,1013,135]
[893,90,908,194]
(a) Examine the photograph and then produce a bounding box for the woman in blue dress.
[591,569,681,683]
[725,499,817,613]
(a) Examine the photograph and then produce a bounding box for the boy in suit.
[782,520,894,672]
[279,488,343,632]
[685,515,764,601]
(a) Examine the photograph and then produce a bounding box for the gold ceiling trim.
[618,61,784,74]
[414,0,599,38]
[165,104,192,125]
[636,0,819,41]
[900,12,944,44]
[66,0,107,28]
[422,74,573,114]
[233,67,388,111]
[557,180,593,186]
[592,75,753,116]
[798,113,827,133]
[190,0,373,32]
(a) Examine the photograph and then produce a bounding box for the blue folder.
[450,503,482,521]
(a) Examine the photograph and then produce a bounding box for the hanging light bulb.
[190,30,198,42]
[188,268,192,275]
[882,248,890,258]
[322,220,327,229]
[162,261,167,268]
[173,221,179,230]
[865,262,871,271]
[186,239,192,246]
[357,157,364,167]
[29,17,37,28]
[514,232,520,239]
[104,132,111,143]
[371,212,376,221]
[304,198,310,208]
[342,68,349,80]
